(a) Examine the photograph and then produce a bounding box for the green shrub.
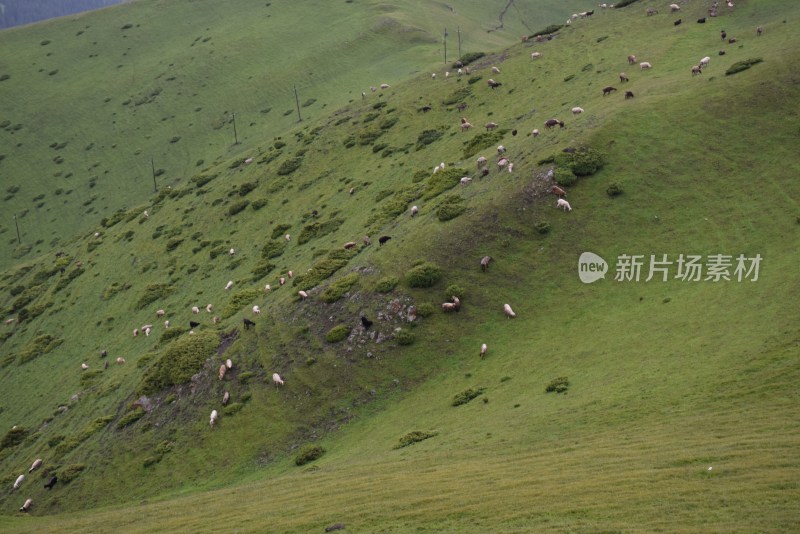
[136,284,175,309]
[423,168,465,199]
[613,0,641,7]
[358,129,383,146]
[277,156,303,175]
[137,331,219,395]
[372,101,387,110]
[436,196,466,221]
[606,182,624,197]
[415,129,445,150]
[411,170,428,183]
[554,167,577,187]
[452,387,486,406]
[18,334,63,364]
[297,218,345,245]
[415,302,436,317]
[223,402,244,415]
[406,262,442,288]
[143,455,162,468]
[80,369,103,387]
[467,75,482,85]
[59,463,87,483]
[326,325,350,343]
[545,376,569,393]
[566,148,605,176]
[165,238,183,252]
[190,173,218,188]
[379,117,399,130]
[444,284,465,300]
[394,430,438,449]
[261,240,286,259]
[455,52,485,67]
[159,327,187,344]
[530,24,563,38]
[116,408,145,429]
[396,329,415,346]
[0,426,28,450]
[251,259,275,281]
[534,221,551,235]
[227,200,250,216]
[238,181,258,196]
[221,288,262,318]
[462,131,505,159]
[375,276,399,293]
[293,249,355,290]
[251,198,268,210]
[320,273,359,303]
[295,445,326,466]
[271,224,292,240]
[726,58,763,76]
[442,86,472,106]
[238,371,255,384]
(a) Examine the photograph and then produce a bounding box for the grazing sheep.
[697,17,706,23]
[531,52,542,59]
[192,306,200,314]
[700,56,710,68]
[431,73,436,79]
[104,361,109,369]
[279,277,286,286]
[4,318,14,325]
[13,474,25,489]
[487,79,502,89]
[284,233,291,242]
[288,270,294,279]
[692,65,702,75]
[213,316,220,324]
[674,18,682,25]
[480,255,492,272]
[206,304,213,313]
[379,235,392,246]
[480,343,488,358]
[411,205,419,216]
[442,302,458,312]
[81,363,89,370]
[481,168,490,177]
[156,309,166,317]
[363,236,372,246]
[557,198,573,211]
[229,248,235,257]
[210,410,218,427]
[164,320,170,329]
[460,176,472,185]
[20,498,33,513]
[265,284,271,292]
[222,392,230,406]
[670,3,680,12]
[497,145,506,154]
[226,358,233,369]
[551,185,567,197]
[44,476,57,490]
[243,317,256,329]
[219,364,227,381]
[361,316,373,329]
[189,321,200,329]
[497,158,508,169]
[133,328,139,337]
[460,119,473,132]
[420,105,432,113]
[253,305,261,314]
[325,524,346,532]
[380,83,390,89]
[116,357,126,364]
[343,241,357,249]
[272,373,284,387]
[298,290,308,300]
[143,210,149,218]
[101,350,107,358]
[756,25,763,36]
[646,7,657,16]
[640,61,652,70]
[603,86,617,96]
[628,54,637,65]
[491,66,501,74]
[476,156,488,167]
[721,30,727,40]
[532,128,540,137]
[544,118,565,129]
[625,90,635,99]
[485,121,499,131]
[370,86,377,92]
[571,107,584,114]
[503,303,516,318]
[457,102,468,112]
[619,72,629,82]
[508,162,514,173]
[225,280,234,290]
[728,37,736,43]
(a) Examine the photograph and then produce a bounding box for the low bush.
[554,167,577,187]
[227,200,250,216]
[406,262,442,288]
[545,376,569,393]
[0,426,27,450]
[534,221,551,235]
[436,195,466,221]
[271,224,292,240]
[396,329,415,346]
[137,331,219,395]
[423,168,465,200]
[462,131,504,159]
[295,445,326,466]
[59,463,86,483]
[320,273,359,303]
[136,284,175,309]
[415,129,445,150]
[375,276,399,293]
[452,387,486,406]
[530,24,563,38]
[277,156,303,175]
[444,284,465,300]
[606,182,624,197]
[326,325,350,343]
[415,302,436,317]
[725,58,763,76]
[116,408,145,429]
[455,52,485,67]
[394,430,438,449]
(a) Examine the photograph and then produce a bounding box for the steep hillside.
[0,0,798,531]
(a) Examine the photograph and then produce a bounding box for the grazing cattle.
[503,304,516,318]
[361,316,373,329]
[628,55,637,65]
[219,364,227,381]
[480,343,488,358]
[20,498,33,513]
[272,373,284,387]
[625,90,635,99]
[544,119,565,129]
[44,476,57,490]
[557,198,572,211]
[551,185,567,197]
[480,256,492,272]
[640,62,652,70]
[379,235,392,246]
[13,474,25,490]
[243,317,256,329]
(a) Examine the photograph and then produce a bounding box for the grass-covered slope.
[0,0,799,531]
[0,0,590,271]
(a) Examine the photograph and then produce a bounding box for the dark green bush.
[165,238,183,252]
[554,167,577,187]
[326,325,350,343]
[462,131,504,159]
[452,387,486,406]
[137,331,219,395]
[394,430,438,449]
[442,86,472,106]
[545,376,569,393]
[467,75,483,85]
[59,464,86,483]
[725,58,763,76]
[375,276,399,293]
[415,302,436,317]
[238,181,258,196]
[116,408,145,429]
[320,273,359,303]
[396,329,415,346]
[606,182,624,197]
[0,426,28,450]
[271,224,293,240]
[293,249,355,290]
[227,200,250,216]
[436,196,466,221]
[415,129,445,150]
[406,262,442,288]
[379,117,399,130]
[238,371,255,384]
[221,289,262,318]
[534,221,551,235]
[251,259,275,281]
[136,284,175,309]
[423,168,465,199]
[358,129,383,146]
[412,170,428,183]
[455,52,485,67]
[18,334,63,364]
[261,240,286,259]
[444,284,465,300]
[251,198,268,210]
[277,156,303,175]
[297,218,344,245]
[160,327,187,344]
[295,445,326,466]
[223,402,244,415]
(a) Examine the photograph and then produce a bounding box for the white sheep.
[700,56,710,68]
[272,373,284,387]
[20,498,33,513]
[380,83,390,89]
[532,128,540,137]
[28,459,43,473]
[81,363,89,370]
[431,72,436,79]
[410,205,419,216]
[284,233,291,242]
[497,145,506,154]
[229,248,235,256]
[156,309,166,317]
[670,3,680,11]
[445,71,450,78]
[640,61,652,70]
[226,358,233,369]
[476,156,487,167]
[557,198,572,211]
[497,158,509,169]
[442,302,458,312]
[507,163,514,173]
[298,290,308,300]
[265,284,272,292]
[480,343,488,358]
[206,304,213,313]
[212,316,220,324]
[503,303,517,318]
[144,327,151,337]
[13,474,24,490]
[460,177,472,185]
[222,391,230,406]
[225,281,234,290]
[253,305,261,314]
[116,357,126,364]
[531,52,542,59]
[571,107,584,114]
[491,66,501,74]
[133,328,139,337]
[210,410,218,427]
[279,277,286,286]
[439,162,446,170]
[164,320,170,329]
[192,306,200,314]
[219,364,227,380]
[457,68,463,76]
[288,270,294,279]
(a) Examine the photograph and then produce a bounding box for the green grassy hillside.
[0,0,799,531]
[0,0,588,272]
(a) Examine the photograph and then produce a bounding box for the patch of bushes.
[415,129,445,150]
[18,334,63,364]
[80,370,103,387]
[137,331,219,395]
[530,24,562,38]
[0,426,28,450]
[293,249,355,290]
[227,200,250,216]
[238,181,258,196]
[261,240,286,259]
[277,156,303,175]
[326,325,350,343]
[238,371,255,384]
[251,259,275,281]
[116,408,145,429]
[320,273,359,303]
[379,117,399,130]
[190,173,218,188]
[59,463,87,483]
[452,387,486,406]
[165,238,183,252]
[442,86,472,106]
[406,262,442,288]
[545,376,569,393]
[726,58,763,76]
[136,283,175,309]
[223,402,244,415]
[394,430,438,449]
[358,129,383,146]
[251,198,268,210]
[375,276,399,293]
[555,148,605,176]
[297,217,345,245]
[396,329,415,346]
[159,327,187,344]
[415,302,436,317]
[436,195,466,221]
[221,289,262,318]
[271,224,292,240]
[444,284,465,300]
[534,221,551,235]
[462,130,505,159]
[454,52,485,67]
[295,445,326,466]
[554,167,577,187]
[606,182,624,197]
[423,168,465,199]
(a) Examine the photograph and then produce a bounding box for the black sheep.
[361,316,373,329]
[189,321,200,328]
[378,235,392,246]
[44,476,57,489]
[243,318,256,329]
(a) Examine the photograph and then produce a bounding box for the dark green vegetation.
[0,0,799,532]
